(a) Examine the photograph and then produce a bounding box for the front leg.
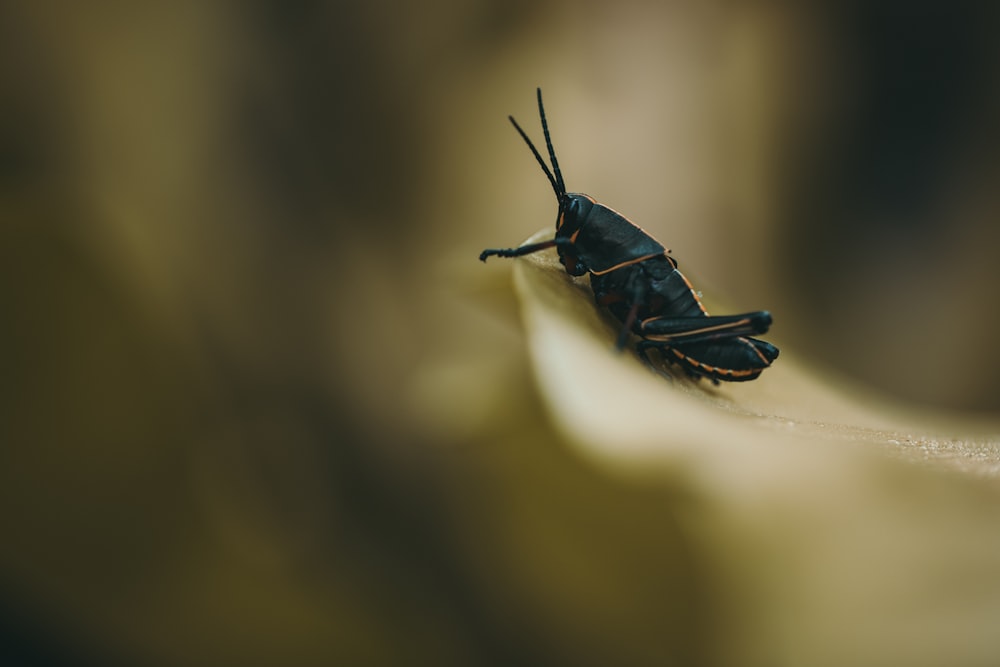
[479,237,572,262]
[592,268,649,351]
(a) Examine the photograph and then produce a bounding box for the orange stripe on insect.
[677,271,709,315]
[744,337,773,365]
[670,348,759,377]
[641,318,752,342]
[589,253,663,276]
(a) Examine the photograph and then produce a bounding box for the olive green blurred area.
[2,2,1000,665]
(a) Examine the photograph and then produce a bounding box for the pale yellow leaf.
[511,229,1000,666]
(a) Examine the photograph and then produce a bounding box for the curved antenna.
[508,115,563,201]
[536,88,566,196]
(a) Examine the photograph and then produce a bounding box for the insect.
[480,88,779,383]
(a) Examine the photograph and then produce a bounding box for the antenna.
[536,88,566,196]
[508,89,567,202]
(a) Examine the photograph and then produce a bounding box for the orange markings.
[677,272,708,315]
[589,253,663,276]
[669,346,763,378]
[642,318,751,342]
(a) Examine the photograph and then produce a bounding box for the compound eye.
[566,198,580,219]
[558,198,581,232]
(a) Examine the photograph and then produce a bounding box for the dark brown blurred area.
[1,1,999,665]
[772,1,1000,412]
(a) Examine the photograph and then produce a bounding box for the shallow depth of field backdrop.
[2,2,1000,666]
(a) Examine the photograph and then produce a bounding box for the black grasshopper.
[480,89,778,383]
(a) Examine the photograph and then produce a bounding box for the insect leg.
[479,237,572,262]
[615,302,640,350]
[635,340,676,381]
[639,335,778,385]
[639,311,772,345]
[613,274,648,350]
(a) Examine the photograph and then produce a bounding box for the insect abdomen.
[647,266,707,319]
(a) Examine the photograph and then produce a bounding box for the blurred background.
[2,1,999,664]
